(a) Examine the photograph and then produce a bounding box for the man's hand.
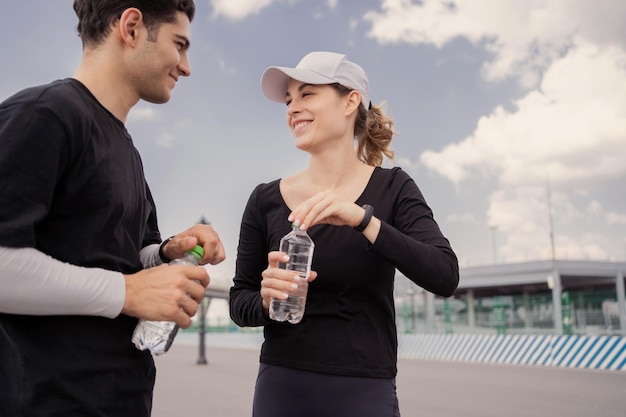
[160,223,226,265]
[122,264,210,328]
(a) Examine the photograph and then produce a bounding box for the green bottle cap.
[189,245,204,260]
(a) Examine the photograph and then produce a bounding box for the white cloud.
[128,106,157,122]
[396,155,417,169]
[480,179,625,261]
[447,213,476,223]
[209,0,344,21]
[209,0,291,20]
[363,0,626,86]
[217,58,237,75]
[586,200,604,218]
[210,0,276,20]
[155,119,197,148]
[487,185,592,260]
[420,41,626,188]
[157,132,175,148]
[607,212,626,225]
[418,38,626,262]
[349,18,358,32]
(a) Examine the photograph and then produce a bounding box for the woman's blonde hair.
[330,84,395,167]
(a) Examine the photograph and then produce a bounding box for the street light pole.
[197,215,210,365]
[196,297,208,365]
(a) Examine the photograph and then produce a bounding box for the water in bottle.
[131,244,204,355]
[269,223,314,324]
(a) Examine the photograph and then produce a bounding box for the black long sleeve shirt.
[230,167,459,378]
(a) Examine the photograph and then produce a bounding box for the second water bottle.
[269,223,315,324]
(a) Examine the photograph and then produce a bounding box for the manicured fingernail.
[281,292,289,299]
[288,214,294,222]
[290,283,298,289]
[293,219,301,226]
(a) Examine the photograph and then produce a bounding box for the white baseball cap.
[261,51,371,109]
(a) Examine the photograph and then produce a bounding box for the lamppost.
[196,297,209,365]
[196,216,210,365]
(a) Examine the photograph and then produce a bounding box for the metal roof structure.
[456,259,626,296]
[395,259,626,335]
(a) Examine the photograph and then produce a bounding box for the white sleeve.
[139,243,163,268]
[0,246,125,318]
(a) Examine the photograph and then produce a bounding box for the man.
[0,1,225,415]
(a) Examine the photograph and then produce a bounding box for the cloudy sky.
[2,0,625,289]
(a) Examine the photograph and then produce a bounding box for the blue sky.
[2,1,625,290]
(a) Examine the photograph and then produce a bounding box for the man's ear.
[118,8,144,46]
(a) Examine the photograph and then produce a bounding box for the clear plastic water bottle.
[269,223,314,324]
[131,244,205,355]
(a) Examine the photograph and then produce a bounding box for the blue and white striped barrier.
[397,334,626,371]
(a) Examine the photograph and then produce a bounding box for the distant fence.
[398,334,626,371]
[188,329,626,371]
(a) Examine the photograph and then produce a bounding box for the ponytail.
[355,102,395,167]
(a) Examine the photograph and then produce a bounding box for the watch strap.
[354,204,374,232]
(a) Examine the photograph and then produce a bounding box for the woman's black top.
[230,167,459,378]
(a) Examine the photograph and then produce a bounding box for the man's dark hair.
[73,0,195,46]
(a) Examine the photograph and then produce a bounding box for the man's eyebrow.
[175,34,190,49]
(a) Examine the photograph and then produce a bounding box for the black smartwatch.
[158,236,174,263]
[354,204,374,232]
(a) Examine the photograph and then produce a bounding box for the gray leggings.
[252,364,401,417]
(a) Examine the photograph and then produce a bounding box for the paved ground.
[153,339,626,417]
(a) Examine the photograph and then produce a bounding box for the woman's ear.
[344,90,361,115]
[118,8,144,46]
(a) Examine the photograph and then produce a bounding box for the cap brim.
[261,66,337,103]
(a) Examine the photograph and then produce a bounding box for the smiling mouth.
[293,121,311,130]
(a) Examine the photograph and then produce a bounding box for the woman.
[229,51,459,417]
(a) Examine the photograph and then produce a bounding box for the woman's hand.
[288,191,363,230]
[288,191,381,242]
[260,251,317,314]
